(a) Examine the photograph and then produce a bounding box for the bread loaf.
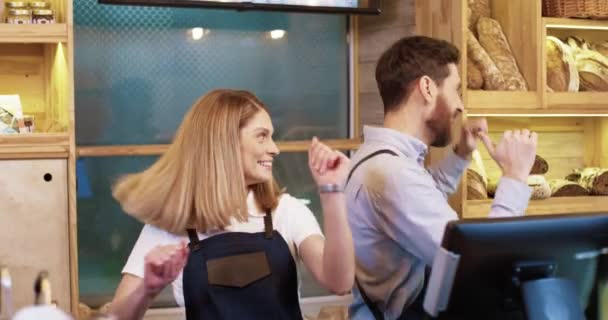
[477,17,528,91]
[467,169,488,200]
[530,155,549,175]
[549,179,589,197]
[578,168,608,195]
[575,50,608,91]
[527,175,551,200]
[546,36,579,92]
[468,0,491,34]
[467,57,484,89]
[592,41,608,57]
[566,36,589,53]
[467,29,505,90]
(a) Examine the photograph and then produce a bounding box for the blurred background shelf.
[0,133,69,158]
[0,24,68,43]
[545,17,608,30]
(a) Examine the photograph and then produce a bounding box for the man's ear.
[417,75,437,104]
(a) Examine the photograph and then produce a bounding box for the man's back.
[345,126,464,320]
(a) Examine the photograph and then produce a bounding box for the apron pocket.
[206,251,271,288]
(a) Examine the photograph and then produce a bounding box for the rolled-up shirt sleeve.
[489,176,532,217]
[427,148,470,196]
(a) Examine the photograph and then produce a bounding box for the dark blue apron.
[183,211,303,319]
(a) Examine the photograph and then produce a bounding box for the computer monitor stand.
[515,261,585,320]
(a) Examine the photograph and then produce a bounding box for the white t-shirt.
[122,192,323,306]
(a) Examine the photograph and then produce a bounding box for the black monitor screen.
[439,213,608,319]
[98,0,382,14]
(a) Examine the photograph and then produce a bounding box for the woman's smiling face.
[240,109,279,186]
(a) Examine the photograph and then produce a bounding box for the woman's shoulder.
[276,192,308,210]
[274,193,315,221]
[274,192,323,246]
[139,223,185,245]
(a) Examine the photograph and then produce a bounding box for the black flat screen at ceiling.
[98,0,381,15]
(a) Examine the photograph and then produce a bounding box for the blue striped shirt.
[346,126,532,320]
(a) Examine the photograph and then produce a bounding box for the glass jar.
[32,8,53,23]
[28,1,49,9]
[5,1,26,8]
[6,8,30,24]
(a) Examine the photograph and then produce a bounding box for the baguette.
[477,17,528,91]
[467,29,505,90]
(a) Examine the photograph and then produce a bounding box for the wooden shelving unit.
[0,133,69,158]
[466,91,538,114]
[0,0,77,316]
[543,17,608,113]
[0,24,68,43]
[544,17,608,30]
[466,197,608,218]
[546,92,608,112]
[416,0,608,219]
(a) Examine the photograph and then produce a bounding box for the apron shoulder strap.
[187,228,201,251]
[347,149,398,320]
[264,209,273,239]
[356,278,384,320]
[346,149,398,186]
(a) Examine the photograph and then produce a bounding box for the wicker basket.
[543,0,608,19]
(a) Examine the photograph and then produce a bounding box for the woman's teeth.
[258,161,272,168]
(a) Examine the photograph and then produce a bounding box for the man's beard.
[426,94,455,148]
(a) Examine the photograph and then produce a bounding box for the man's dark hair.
[375,36,460,114]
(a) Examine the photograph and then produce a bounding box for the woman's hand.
[308,137,351,187]
[302,137,355,295]
[143,242,189,297]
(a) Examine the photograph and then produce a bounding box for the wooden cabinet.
[416,0,540,113]
[416,0,608,218]
[0,0,71,133]
[0,0,76,315]
[0,159,70,311]
[464,117,608,218]
[416,0,608,114]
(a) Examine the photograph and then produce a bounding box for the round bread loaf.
[592,41,608,57]
[576,50,608,91]
[546,36,579,92]
[527,175,551,200]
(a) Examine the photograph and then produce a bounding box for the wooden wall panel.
[357,0,416,129]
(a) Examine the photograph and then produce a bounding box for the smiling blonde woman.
[109,89,354,320]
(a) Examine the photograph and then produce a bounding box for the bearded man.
[345,36,538,320]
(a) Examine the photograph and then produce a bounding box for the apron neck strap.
[264,210,273,239]
[187,228,201,251]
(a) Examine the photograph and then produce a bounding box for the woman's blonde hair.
[112,89,281,234]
